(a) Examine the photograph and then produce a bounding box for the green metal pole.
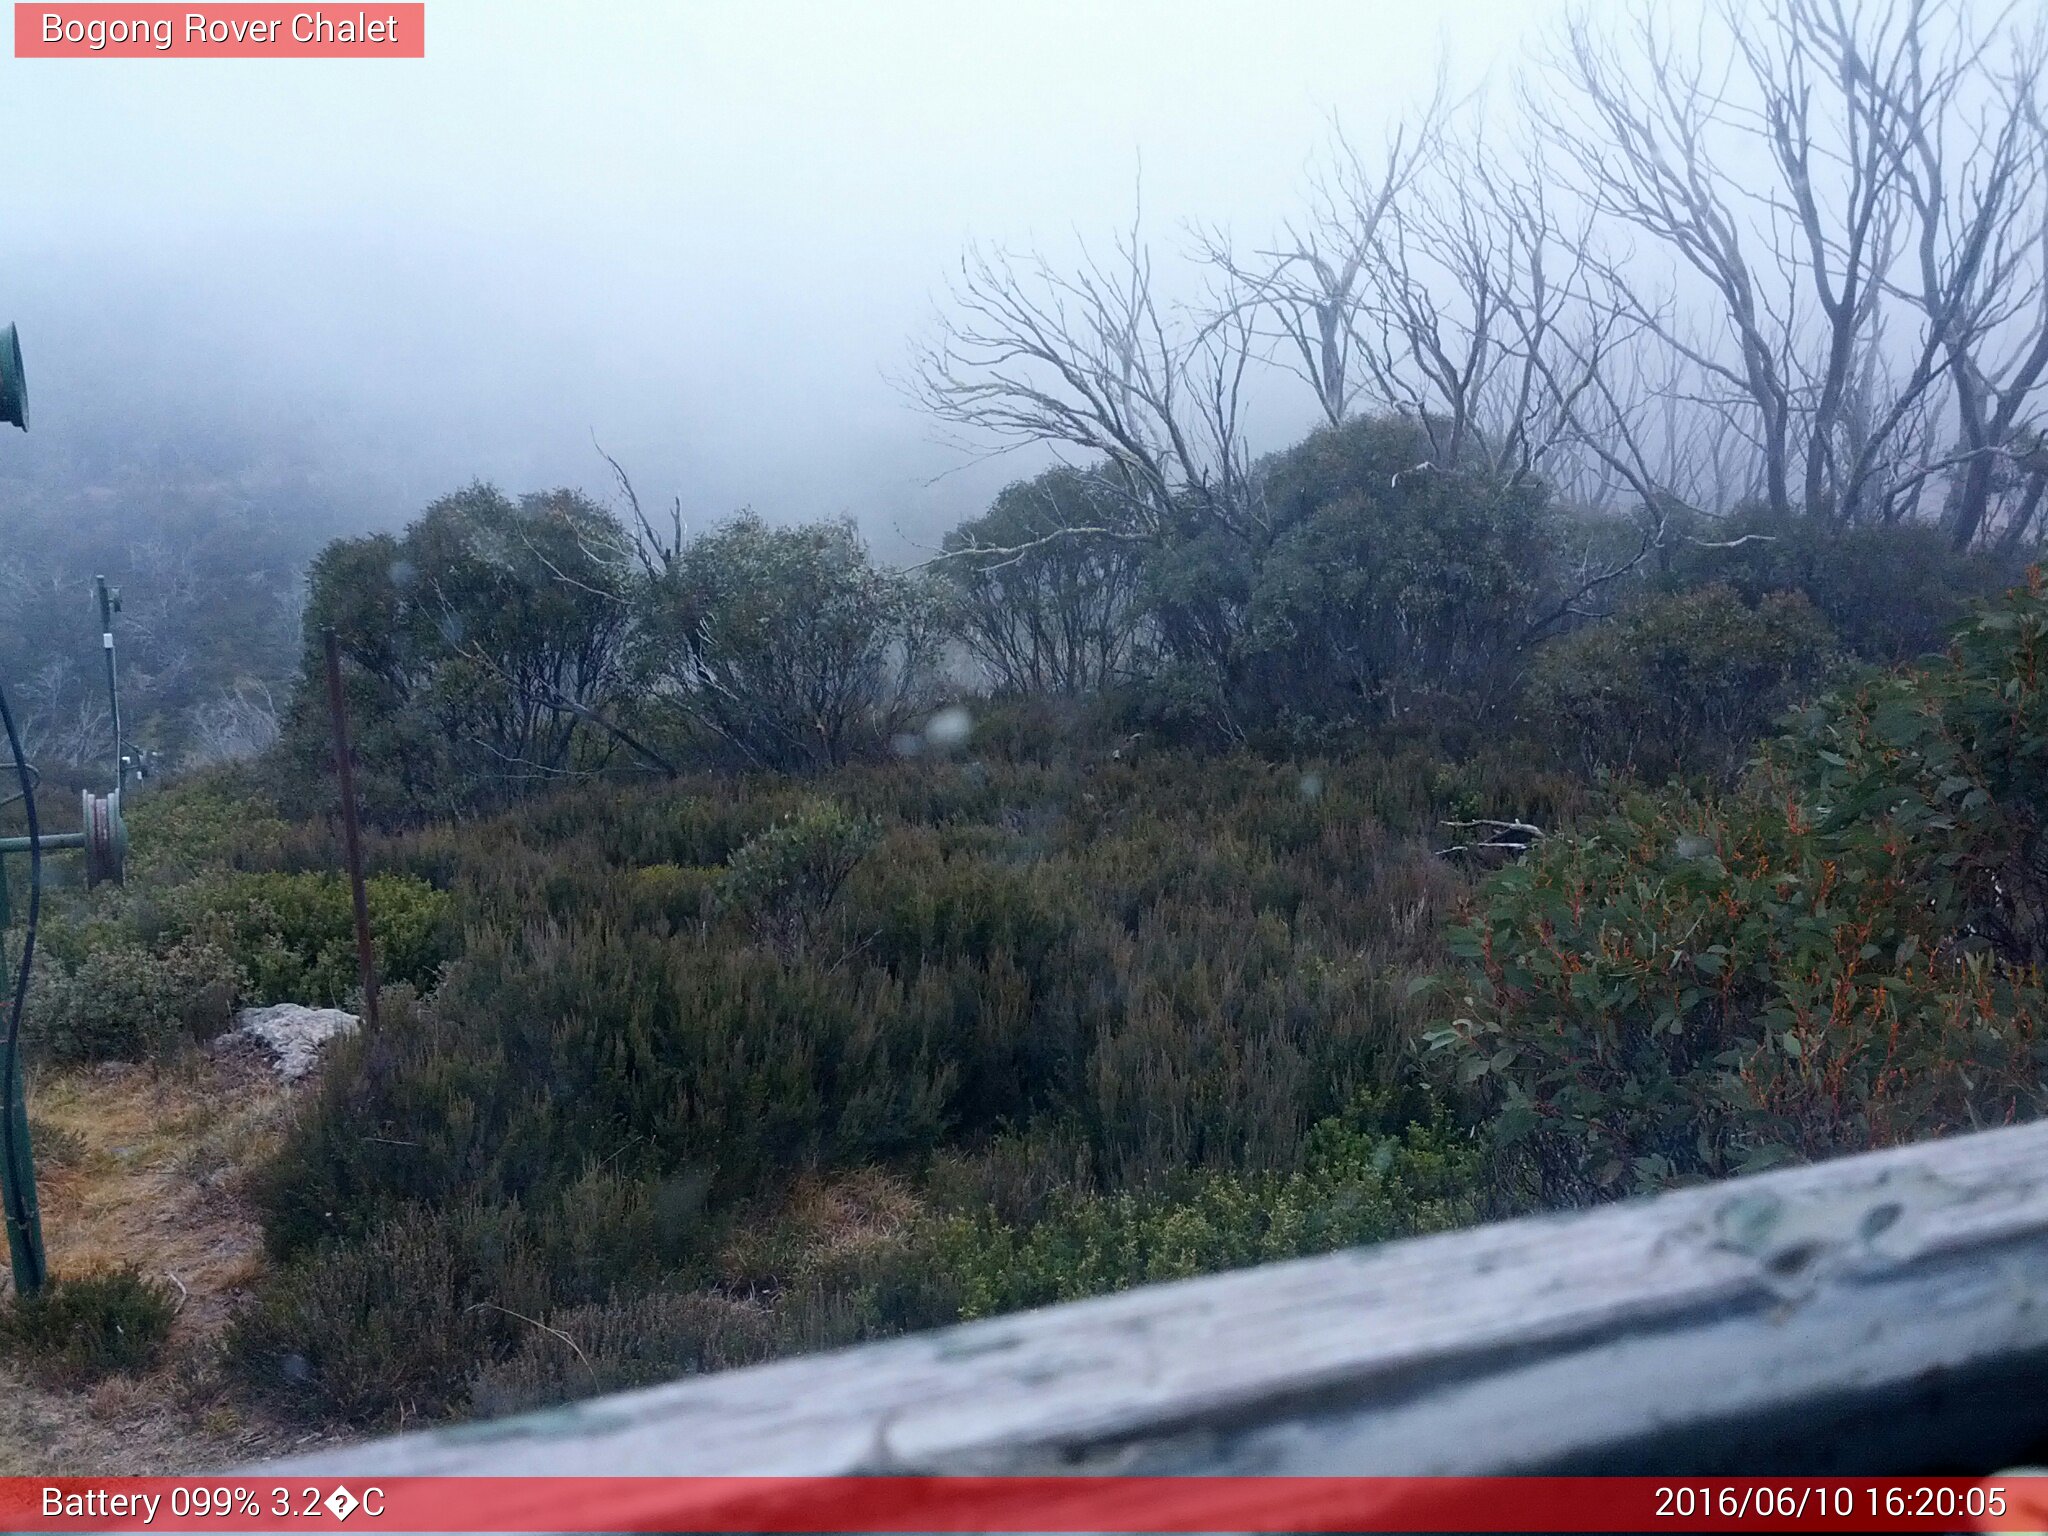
[96,577,122,791]
[0,318,47,1295]
[0,1040,43,1294]
[0,792,48,1299]
[0,837,86,929]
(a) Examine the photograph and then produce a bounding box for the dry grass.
[26,1056,283,1332]
[778,1169,923,1264]
[0,1050,345,1471]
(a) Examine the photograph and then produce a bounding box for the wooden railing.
[265,1118,2048,1478]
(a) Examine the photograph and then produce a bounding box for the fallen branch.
[1434,818,1545,859]
[468,1301,598,1387]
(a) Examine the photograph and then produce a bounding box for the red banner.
[13,5,423,57]
[2,1476,2046,1532]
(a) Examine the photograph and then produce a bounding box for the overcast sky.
[1,0,1571,554]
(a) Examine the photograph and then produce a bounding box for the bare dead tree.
[1371,138,1652,492]
[1536,0,2047,544]
[1537,5,1817,523]
[906,0,2048,747]
[1199,95,1447,428]
[911,121,1684,726]
[185,679,284,767]
[595,438,688,579]
[909,206,1265,547]
[1872,4,2048,545]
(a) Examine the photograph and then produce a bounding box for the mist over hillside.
[3,1,1520,547]
[4,0,1522,772]
[2,5,1527,781]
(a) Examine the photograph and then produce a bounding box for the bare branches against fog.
[910,206,1266,544]
[912,0,2048,555]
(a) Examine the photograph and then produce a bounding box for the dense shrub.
[121,767,293,882]
[232,748,1474,1421]
[258,757,1460,1235]
[1656,511,2015,666]
[253,929,967,1260]
[1238,418,1563,734]
[284,484,642,822]
[156,870,453,1005]
[224,1163,709,1426]
[941,467,1152,697]
[1523,586,1841,782]
[635,514,947,772]
[463,1086,1484,1417]
[222,1202,547,1425]
[1779,571,2048,971]
[18,792,451,1063]
[26,936,241,1065]
[2,1267,179,1382]
[625,861,720,932]
[220,564,2048,1431]
[467,1291,784,1420]
[1428,575,2048,1206]
[933,1088,1480,1316]
[710,800,881,959]
[1123,417,1574,741]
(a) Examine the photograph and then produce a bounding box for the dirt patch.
[0,1052,347,1472]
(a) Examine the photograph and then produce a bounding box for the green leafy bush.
[711,800,881,958]
[1429,575,2048,1206]
[27,936,242,1065]
[940,466,1152,698]
[1129,415,1571,741]
[634,514,948,773]
[1778,573,2048,970]
[17,814,447,1062]
[2,1267,179,1381]
[283,485,643,823]
[1242,419,1561,734]
[1523,586,1841,782]
[933,1088,1479,1317]
[1656,511,2014,666]
[121,768,292,883]
[157,870,453,1005]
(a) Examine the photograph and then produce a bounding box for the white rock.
[218,1003,361,1081]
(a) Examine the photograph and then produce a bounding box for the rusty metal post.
[322,628,380,1032]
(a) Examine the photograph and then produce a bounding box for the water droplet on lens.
[924,706,973,750]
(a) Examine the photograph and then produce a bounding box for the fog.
[0,0,1562,556]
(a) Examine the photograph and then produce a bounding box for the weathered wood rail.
[267,1119,2048,1479]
